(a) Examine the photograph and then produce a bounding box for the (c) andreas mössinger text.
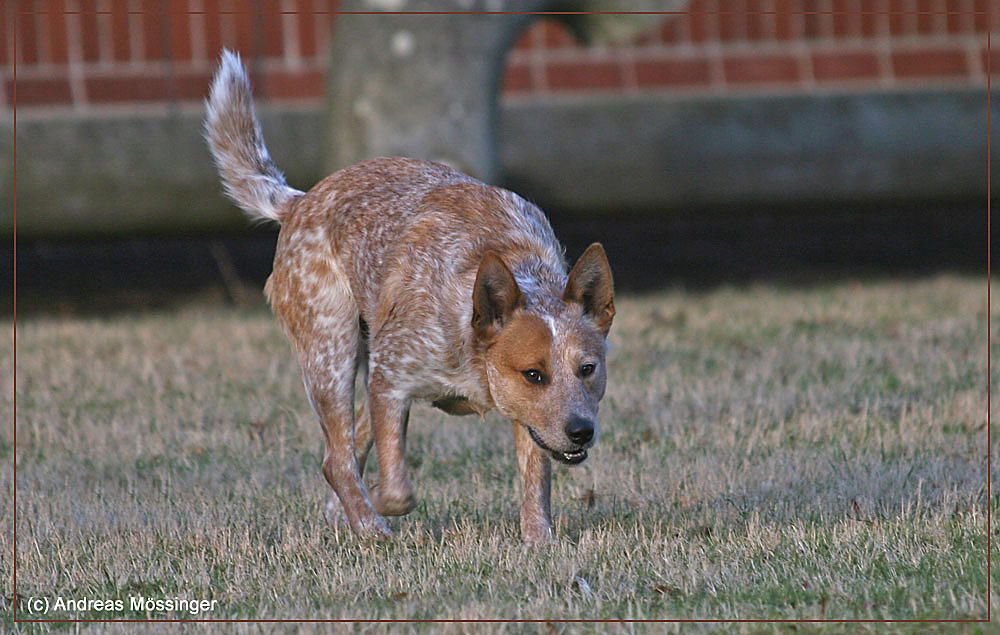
[47,595,218,615]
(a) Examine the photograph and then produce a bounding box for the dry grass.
[5,273,995,629]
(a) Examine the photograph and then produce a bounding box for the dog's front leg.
[512,422,553,544]
[368,371,417,516]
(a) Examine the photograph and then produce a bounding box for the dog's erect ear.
[563,242,615,335]
[472,252,524,335]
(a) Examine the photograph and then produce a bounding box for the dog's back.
[296,159,565,324]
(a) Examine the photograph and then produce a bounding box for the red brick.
[859,0,880,37]
[892,48,967,78]
[982,47,998,74]
[716,1,744,42]
[945,9,965,35]
[168,0,192,61]
[0,5,8,65]
[830,13,850,39]
[744,2,768,41]
[170,70,214,99]
[634,58,710,87]
[802,13,822,40]
[13,76,72,104]
[263,68,323,99]
[723,55,799,85]
[79,0,100,62]
[295,1,317,58]
[511,22,535,51]
[253,0,284,57]
[86,75,170,102]
[686,0,708,43]
[541,19,574,48]
[85,71,214,102]
[812,51,879,81]
[317,8,336,56]
[972,0,989,33]
[110,0,130,61]
[655,13,686,45]
[501,61,532,93]
[202,0,223,59]
[887,0,908,36]
[772,0,795,40]
[18,9,40,65]
[141,0,166,60]
[830,0,855,38]
[229,2,255,54]
[94,11,111,61]
[545,60,624,91]
[802,0,823,39]
[45,0,69,63]
[915,0,937,35]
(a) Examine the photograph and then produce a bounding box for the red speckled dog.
[204,50,614,544]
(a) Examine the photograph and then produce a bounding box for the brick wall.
[6,1,340,109]
[504,2,995,95]
[4,2,996,112]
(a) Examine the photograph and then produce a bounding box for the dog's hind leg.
[322,341,377,529]
[353,397,375,474]
[353,333,376,475]
[366,367,416,517]
[307,363,389,539]
[267,229,390,540]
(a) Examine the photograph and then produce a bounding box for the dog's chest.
[407,364,491,413]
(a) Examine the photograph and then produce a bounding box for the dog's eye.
[521,369,545,385]
[579,363,596,377]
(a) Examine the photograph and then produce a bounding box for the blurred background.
[4,2,996,315]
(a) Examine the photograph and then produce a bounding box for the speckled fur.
[205,50,615,544]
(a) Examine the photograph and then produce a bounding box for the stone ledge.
[6,86,992,238]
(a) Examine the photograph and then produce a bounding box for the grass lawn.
[6,273,995,629]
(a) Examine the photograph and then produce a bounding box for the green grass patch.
[6,273,995,625]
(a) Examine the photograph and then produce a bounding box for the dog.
[204,50,614,544]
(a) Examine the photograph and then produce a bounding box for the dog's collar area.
[526,425,588,465]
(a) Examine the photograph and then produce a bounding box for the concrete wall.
[10,108,321,238]
[501,87,992,213]
[8,86,992,239]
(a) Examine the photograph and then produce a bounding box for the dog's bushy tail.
[204,49,302,224]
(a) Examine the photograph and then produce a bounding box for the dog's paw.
[370,484,417,517]
[355,514,394,541]
[521,523,555,546]
[324,498,393,540]
[323,498,350,527]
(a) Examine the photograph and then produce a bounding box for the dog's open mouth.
[526,426,588,465]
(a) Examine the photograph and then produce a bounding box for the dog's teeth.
[558,449,587,464]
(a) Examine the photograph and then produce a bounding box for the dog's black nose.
[565,416,594,445]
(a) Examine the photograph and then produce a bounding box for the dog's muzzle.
[526,426,589,465]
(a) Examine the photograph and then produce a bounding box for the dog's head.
[473,243,615,465]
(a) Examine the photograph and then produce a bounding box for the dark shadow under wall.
[9,201,989,318]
